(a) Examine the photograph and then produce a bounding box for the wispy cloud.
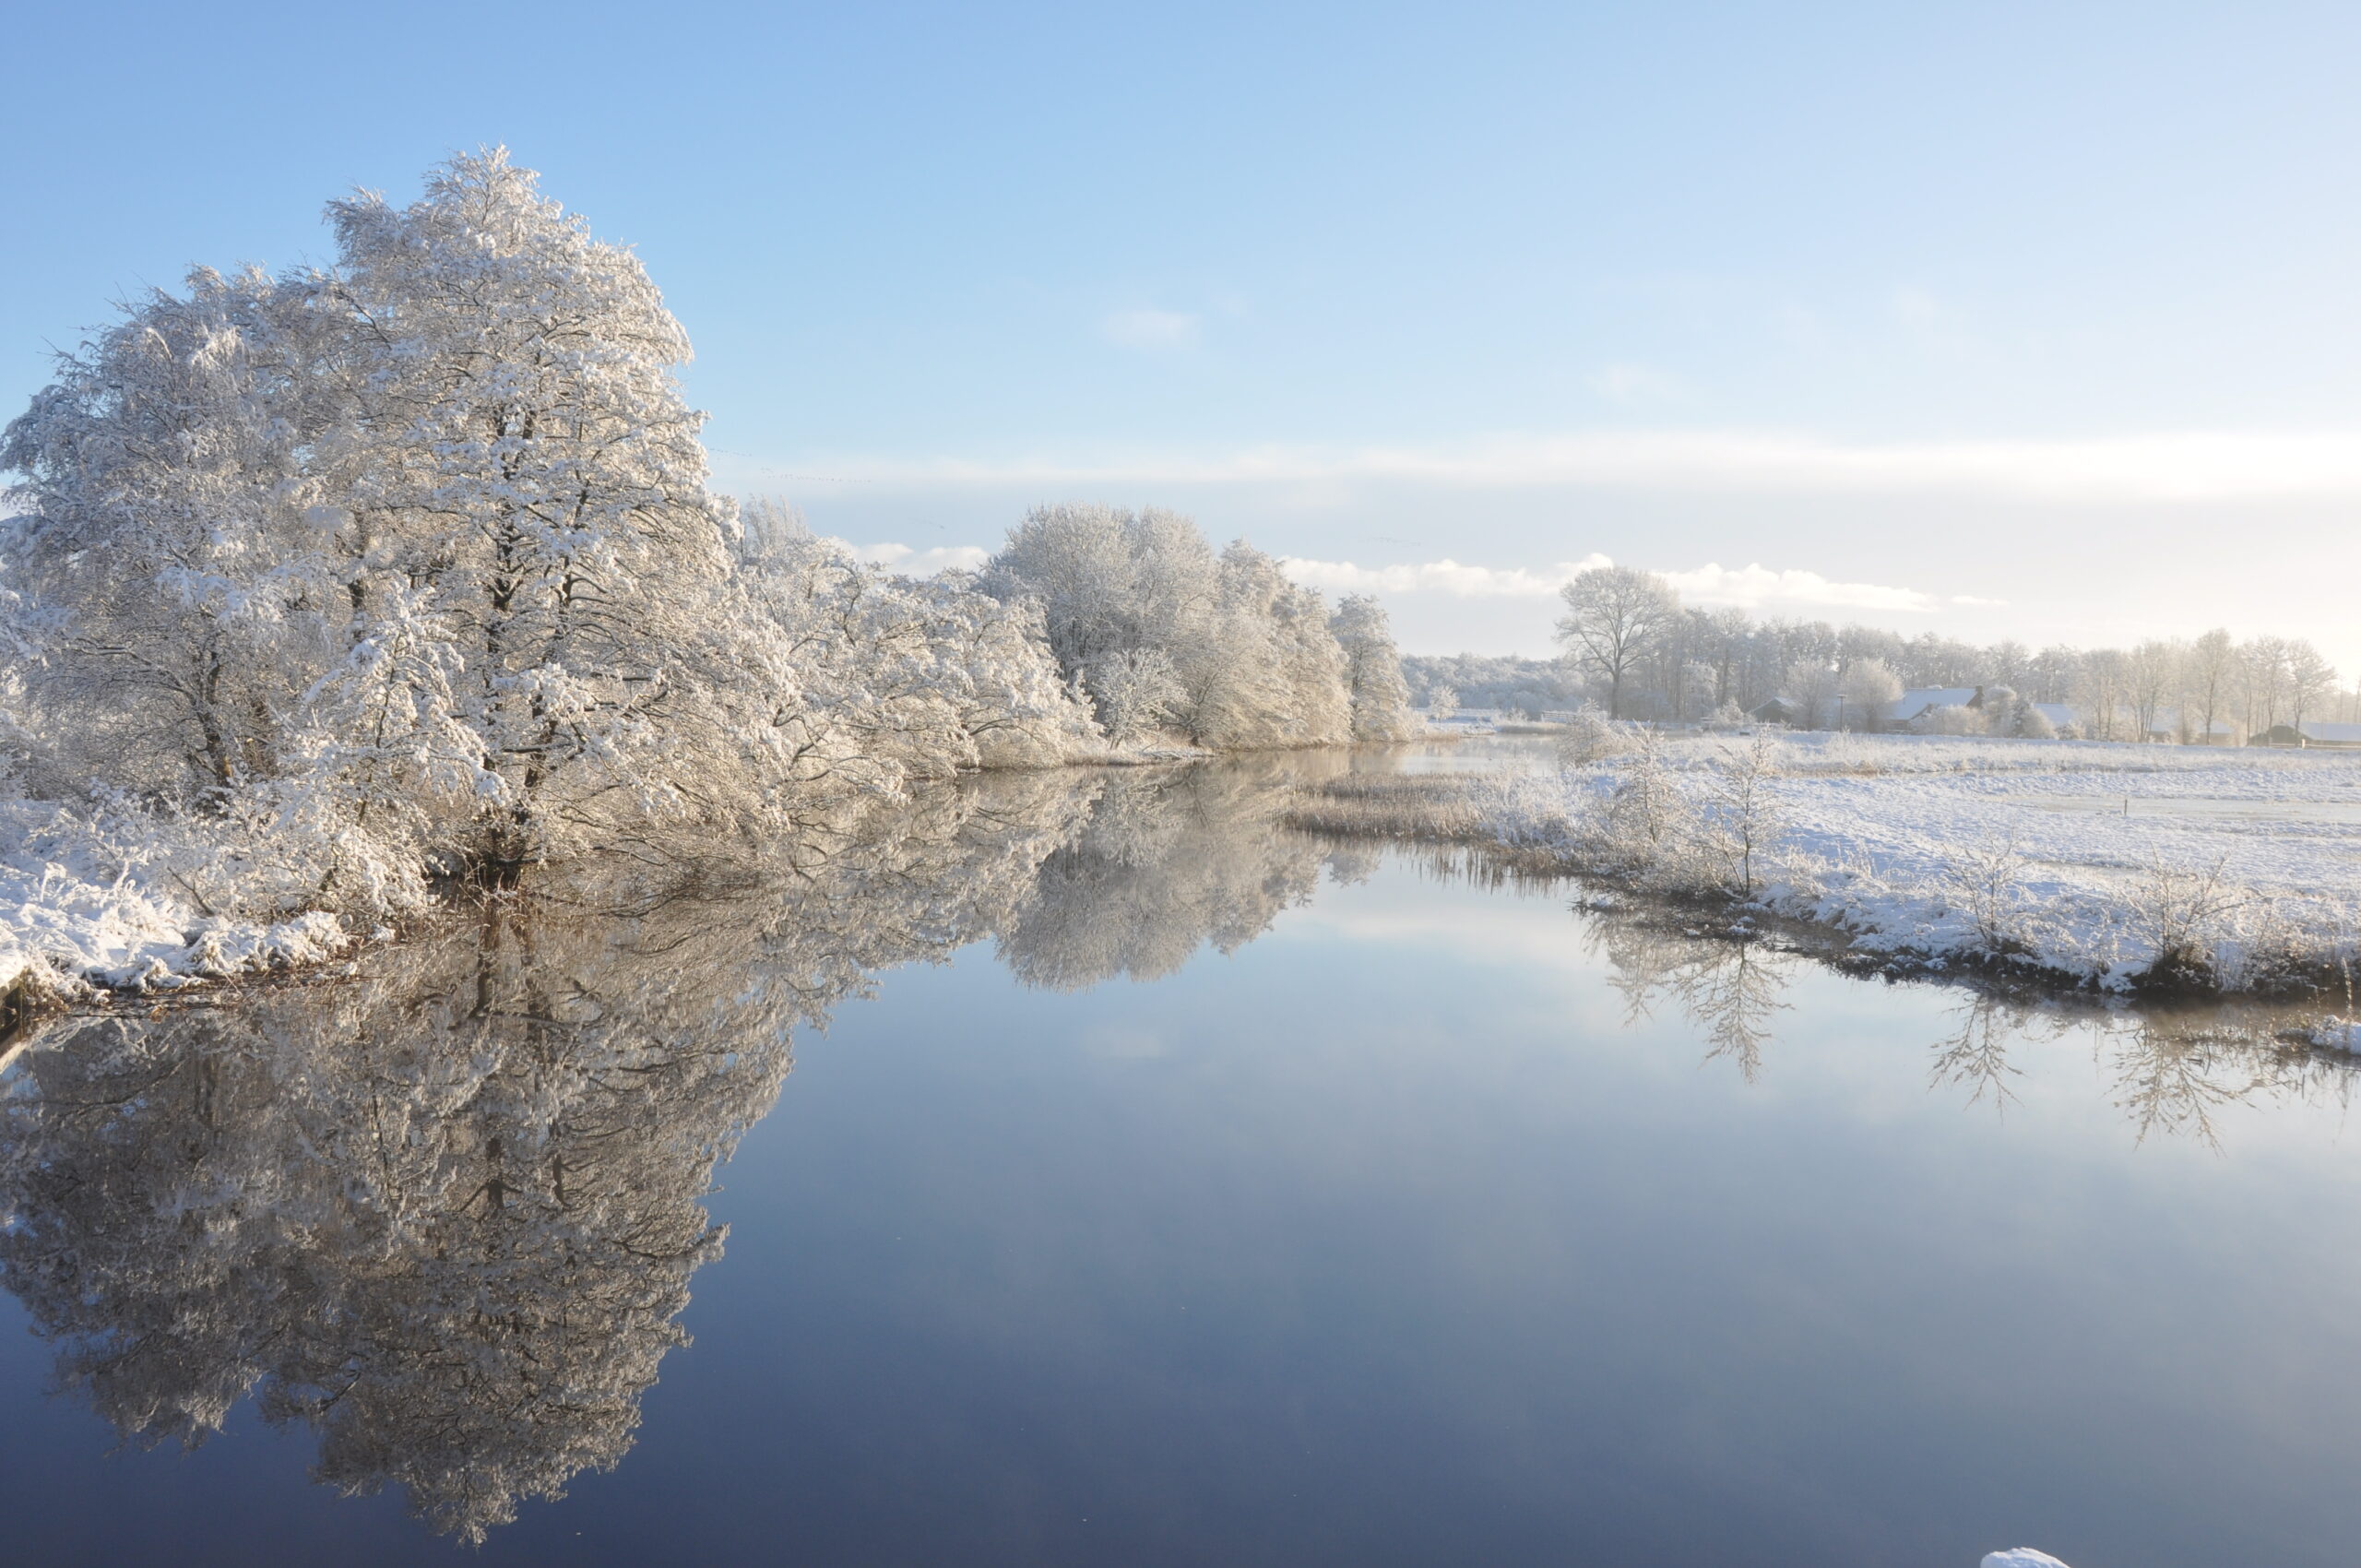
[1098,308,1201,351]
[774,428,2361,503]
[1282,554,1988,614]
[840,540,991,575]
[1663,562,2005,612]
[1280,555,1613,598]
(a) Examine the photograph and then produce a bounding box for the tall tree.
[2285,639,2338,740]
[1329,594,1418,741]
[321,148,769,867]
[2187,629,2236,745]
[1555,565,1679,719]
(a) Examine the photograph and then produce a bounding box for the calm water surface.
[4,748,2359,1566]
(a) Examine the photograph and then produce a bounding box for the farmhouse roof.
[1883,687,1981,724]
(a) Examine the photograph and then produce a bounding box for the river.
[3,744,2357,1565]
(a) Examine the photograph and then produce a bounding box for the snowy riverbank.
[0,743,1238,1004]
[1347,731,2361,998]
[0,801,358,1004]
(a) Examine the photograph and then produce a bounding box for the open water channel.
[3,743,2358,1566]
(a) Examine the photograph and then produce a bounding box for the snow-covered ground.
[0,802,352,1002]
[1470,732,2361,993]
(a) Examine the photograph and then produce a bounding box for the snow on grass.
[0,800,354,1000]
[1464,731,2361,993]
[2308,1017,2361,1052]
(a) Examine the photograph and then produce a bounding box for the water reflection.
[0,778,1099,1540]
[3,754,2358,1542]
[1928,995,2035,1112]
[1570,906,2361,1144]
[1924,993,2360,1147]
[996,761,1358,989]
[1585,918,1793,1083]
[0,758,1380,1538]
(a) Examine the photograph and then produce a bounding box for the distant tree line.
[1402,564,2354,742]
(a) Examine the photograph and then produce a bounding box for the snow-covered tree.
[1835,658,1902,731]
[981,505,1362,750]
[2285,638,2338,739]
[2187,629,2236,745]
[0,266,343,803]
[733,500,1097,784]
[1086,647,1185,746]
[316,149,785,868]
[1781,659,1841,731]
[3,152,1128,938]
[1329,594,1418,740]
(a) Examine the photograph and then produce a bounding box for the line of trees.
[0,151,1418,952]
[1404,565,2353,742]
[979,503,1417,749]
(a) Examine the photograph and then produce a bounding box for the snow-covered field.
[1467,731,2361,995]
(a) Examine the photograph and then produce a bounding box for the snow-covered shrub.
[1948,833,2029,955]
[1554,703,1630,766]
[733,505,1098,785]
[1692,732,1783,895]
[1601,729,1694,865]
[2129,854,2244,986]
[1915,703,1988,737]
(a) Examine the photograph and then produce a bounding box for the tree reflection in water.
[1574,909,2361,1145]
[1585,918,1792,1083]
[0,757,1372,1539]
[994,757,1362,990]
[3,754,2357,1538]
[1928,995,2040,1112]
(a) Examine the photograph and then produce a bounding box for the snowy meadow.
[1301,729,2361,1014]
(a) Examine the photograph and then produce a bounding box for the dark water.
[4,752,2359,1566]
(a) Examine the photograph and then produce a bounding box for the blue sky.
[8,2,2359,662]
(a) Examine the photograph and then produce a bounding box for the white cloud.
[778,427,2361,504]
[1279,555,1612,598]
[838,540,991,575]
[1282,554,1969,614]
[1099,308,1201,351]
[1661,563,1947,612]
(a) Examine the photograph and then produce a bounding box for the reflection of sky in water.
[4,757,2360,1566]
